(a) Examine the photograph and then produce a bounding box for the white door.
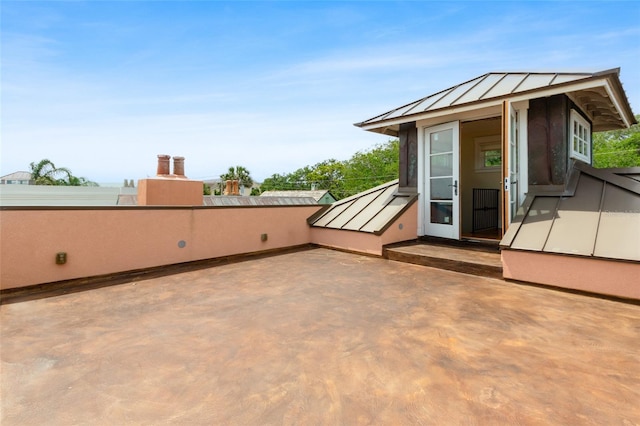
[424,121,460,239]
[502,100,522,229]
[508,102,519,222]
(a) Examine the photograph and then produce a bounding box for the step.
[384,242,503,279]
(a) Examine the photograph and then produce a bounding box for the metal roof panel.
[328,190,384,229]
[311,200,353,227]
[427,81,478,111]
[543,175,603,256]
[594,184,640,261]
[453,73,502,104]
[481,74,525,98]
[550,73,590,85]
[515,74,556,92]
[341,185,397,231]
[510,197,559,251]
[360,196,410,233]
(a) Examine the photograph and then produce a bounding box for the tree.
[341,140,399,197]
[258,139,399,199]
[592,115,640,168]
[29,159,72,185]
[220,166,254,194]
[29,158,98,186]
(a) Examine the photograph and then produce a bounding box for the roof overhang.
[355,69,636,135]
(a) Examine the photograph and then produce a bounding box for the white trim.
[569,109,592,164]
[417,124,425,236]
[421,120,460,239]
[474,135,502,172]
[517,105,529,205]
[603,83,632,128]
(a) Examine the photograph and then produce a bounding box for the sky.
[1,1,639,184]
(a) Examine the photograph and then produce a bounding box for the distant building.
[0,171,32,185]
[260,190,337,204]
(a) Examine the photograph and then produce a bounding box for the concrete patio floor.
[1,248,639,425]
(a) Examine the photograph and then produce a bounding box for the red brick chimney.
[173,156,185,178]
[138,155,203,206]
[157,154,171,176]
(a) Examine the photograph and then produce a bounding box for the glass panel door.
[425,121,460,239]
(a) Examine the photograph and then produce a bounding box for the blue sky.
[2,1,639,183]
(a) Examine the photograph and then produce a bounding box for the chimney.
[173,156,185,178]
[157,154,171,176]
[232,179,239,196]
[225,180,232,195]
[138,155,203,206]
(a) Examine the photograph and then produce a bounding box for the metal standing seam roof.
[501,161,640,262]
[116,195,320,206]
[356,69,636,134]
[259,190,333,202]
[204,196,318,206]
[0,185,135,207]
[308,180,418,235]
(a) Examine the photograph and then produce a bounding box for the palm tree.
[220,166,254,194]
[29,159,72,185]
[67,175,99,187]
[29,158,98,186]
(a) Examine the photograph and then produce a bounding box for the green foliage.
[219,165,254,194]
[260,139,399,199]
[592,115,640,168]
[203,183,211,195]
[340,140,399,198]
[29,159,98,186]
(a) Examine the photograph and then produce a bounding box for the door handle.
[448,180,458,196]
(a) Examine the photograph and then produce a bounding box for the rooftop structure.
[0,171,32,185]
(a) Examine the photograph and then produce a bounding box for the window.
[474,135,501,172]
[570,110,591,163]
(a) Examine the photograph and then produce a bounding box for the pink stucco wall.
[137,178,203,206]
[310,203,418,256]
[502,249,640,300]
[0,206,321,290]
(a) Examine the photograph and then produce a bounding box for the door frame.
[417,120,461,239]
[501,100,529,233]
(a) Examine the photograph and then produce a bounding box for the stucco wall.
[310,202,418,256]
[502,249,640,300]
[0,206,321,290]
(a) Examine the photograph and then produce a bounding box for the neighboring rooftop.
[260,190,336,204]
[0,171,32,184]
[0,185,137,207]
[115,194,319,206]
[501,161,640,262]
[2,248,638,424]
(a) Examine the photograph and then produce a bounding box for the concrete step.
[384,241,503,279]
